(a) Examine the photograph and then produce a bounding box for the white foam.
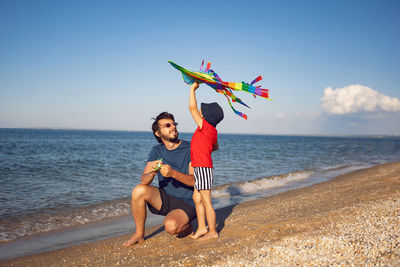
[212,170,314,198]
[0,201,131,242]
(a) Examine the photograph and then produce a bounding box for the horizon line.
[1,127,399,138]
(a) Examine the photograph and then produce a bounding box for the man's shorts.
[147,188,196,222]
[194,167,214,190]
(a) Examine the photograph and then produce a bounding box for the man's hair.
[152,112,175,143]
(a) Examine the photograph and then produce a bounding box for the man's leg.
[123,184,161,247]
[164,209,192,236]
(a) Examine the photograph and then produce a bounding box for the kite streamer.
[169,60,271,119]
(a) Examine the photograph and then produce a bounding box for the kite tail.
[199,60,205,72]
[224,88,251,109]
[209,81,250,109]
[250,75,263,86]
[250,76,263,98]
[223,94,247,120]
[205,62,211,72]
[209,70,223,82]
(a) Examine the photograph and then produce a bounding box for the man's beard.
[161,131,180,143]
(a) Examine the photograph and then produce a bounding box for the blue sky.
[1,0,399,135]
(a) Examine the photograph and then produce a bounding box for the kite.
[169,60,271,119]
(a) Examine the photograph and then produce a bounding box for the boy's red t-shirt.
[190,118,217,168]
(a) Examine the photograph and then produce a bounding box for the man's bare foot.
[198,231,218,241]
[123,234,144,247]
[189,227,208,239]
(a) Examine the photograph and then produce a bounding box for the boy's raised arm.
[189,82,203,129]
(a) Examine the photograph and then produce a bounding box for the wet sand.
[2,162,400,266]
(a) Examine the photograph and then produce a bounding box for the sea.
[1,128,400,260]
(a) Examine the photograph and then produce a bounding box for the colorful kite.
[169,60,271,119]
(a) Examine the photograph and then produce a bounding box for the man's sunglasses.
[160,122,178,128]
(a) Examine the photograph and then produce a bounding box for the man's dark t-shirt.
[147,140,194,205]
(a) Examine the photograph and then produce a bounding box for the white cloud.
[321,84,400,114]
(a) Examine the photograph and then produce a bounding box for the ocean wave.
[0,198,131,242]
[212,170,314,198]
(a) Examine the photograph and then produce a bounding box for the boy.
[188,82,224,240]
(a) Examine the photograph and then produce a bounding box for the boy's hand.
[191,82,199,91]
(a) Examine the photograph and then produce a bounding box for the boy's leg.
[199,189,219,240]
[123,184,162,247]
[190,189,208,239]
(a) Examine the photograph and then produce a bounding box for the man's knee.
[164,218,179,235]
[131,184,150,200]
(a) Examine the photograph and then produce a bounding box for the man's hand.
[160,164,176,178]
[145,162,194,186]
[144,160,163,174]
[141,160,163,185]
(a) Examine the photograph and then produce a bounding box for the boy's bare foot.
[189,227,208,239]
[177,223,194,238]
[123,234,144,247]
[198,231,218,241]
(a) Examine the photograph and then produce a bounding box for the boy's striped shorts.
[193,167,214,190]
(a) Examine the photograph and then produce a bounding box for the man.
[123,112,195,247]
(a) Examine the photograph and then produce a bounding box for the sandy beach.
[2,161,399,266]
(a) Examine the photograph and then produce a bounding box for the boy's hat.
[201,102,224,127]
